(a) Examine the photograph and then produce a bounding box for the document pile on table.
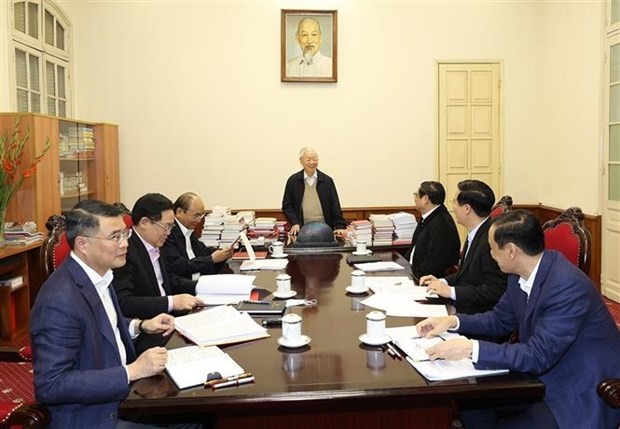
[361,276,447,317]
[386,326,509,381]
[175,305,269,347]
[165,345,245,389]
[196,274,256,305]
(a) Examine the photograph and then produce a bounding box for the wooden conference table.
[120,251,544,429]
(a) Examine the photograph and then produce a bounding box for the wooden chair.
[542,207,591,273]
[41,214,70,280]
[598,379,620,408]
[490,195,513,219]
[0,348,50,429]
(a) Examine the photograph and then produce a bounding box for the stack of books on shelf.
[60,126,95,158]
[3,222,44,246]
[369,214,394,246]
[59,171,88,197]
[247,218,279,246]
[388,212,417,245]
[347,220,373,245]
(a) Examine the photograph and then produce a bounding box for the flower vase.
[0,209,6,247]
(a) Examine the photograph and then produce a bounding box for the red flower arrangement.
[0,118,50,230]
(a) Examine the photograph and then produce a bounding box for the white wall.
[4,0,604,214]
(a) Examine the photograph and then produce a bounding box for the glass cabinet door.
[58,120,96,212]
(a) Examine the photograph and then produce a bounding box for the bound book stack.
[369,214,394,246]
[347,220,373,245]
[247,218,279,245]
[388,212,417,245]
[3,222,44,246]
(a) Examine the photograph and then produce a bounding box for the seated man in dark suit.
[30,200,174,429]
[114,193,201,321]
[420,180,507,314]
[162,192,233,280]
[405,181,460,279]
[417,210,620,429]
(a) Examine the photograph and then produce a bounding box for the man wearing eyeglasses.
[113,193,200,352]
[162,192,233,281]
[30,200,175,428]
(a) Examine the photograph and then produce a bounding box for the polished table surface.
[121,251,544,429]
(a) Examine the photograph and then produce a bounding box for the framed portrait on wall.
[281,9,338,83]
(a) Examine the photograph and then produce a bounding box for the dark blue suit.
[30,256,136,429]
[458,251,620,429]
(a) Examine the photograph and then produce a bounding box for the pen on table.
[242,300,271,305]
[211,376,256,390]
[204,372,253,387]
[386,342,403,360]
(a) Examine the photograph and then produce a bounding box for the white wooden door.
[438,63,502,236]
[602,32,620,301]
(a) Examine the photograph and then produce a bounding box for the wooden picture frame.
[281,9,338,83]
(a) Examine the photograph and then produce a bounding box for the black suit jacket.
[404,205,460,279]
[281,169,346,230]
[445,218,507,315]
[113,231,196,320]
[161,220,224,279]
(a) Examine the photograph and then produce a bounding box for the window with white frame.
[10,0,72,117]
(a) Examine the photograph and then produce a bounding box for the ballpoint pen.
[204,372,253,387]
[211,376,256,390]
[386,342,403,360]
[242,300,271,305]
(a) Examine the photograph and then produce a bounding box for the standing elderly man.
[162,192,233,280]
[287,17,332,78]
[420,179,507,315]
[282,147,347,237]
[30,200,174,429]
[416,210,620,429]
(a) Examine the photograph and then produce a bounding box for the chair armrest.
[1,403,50,429]
[0,347,24,362]
[598,379,620,408]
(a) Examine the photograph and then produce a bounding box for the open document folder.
[165,345,245,389]
[385,326,509,381]
[238,231,289,271]
[196,274,256,305]
[175,305,269,347]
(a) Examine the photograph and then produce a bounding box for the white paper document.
[385,327,509,381]
[175,305,269,347]
[240,259,288,271]
[165,345,245,389]
[354,261,406,272]
[367,277,428,300]
[361,293,448,317]
[196,274,256,305]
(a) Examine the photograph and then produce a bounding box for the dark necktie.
[459,237,469,268]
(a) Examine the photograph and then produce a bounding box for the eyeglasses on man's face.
[152,219,175,232]
[86,228,133,244]
[184,209,207,220]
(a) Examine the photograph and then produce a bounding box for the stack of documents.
[354,261,405,272]
[220,214,245,247]
[201,214,225,247]
[347,220,373,245]
[248,218,279,245]
[196,274,256,304]
[385,326,509,381]
[175,305,269,347]
[362,294,448,317]
[388,212,417,245]
[165,345,245,389]
[369,214,394,246]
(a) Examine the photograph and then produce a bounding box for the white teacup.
[276,273,292,294]
[268,241,284,257]
[356,240,367,254]
[351,270,366,290]
[282,313,302,344]
[366,311,387,342]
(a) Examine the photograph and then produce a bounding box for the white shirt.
[286,51,332,78]
[176,218,200,281]
[304,171,318,187]
[134,228,174,312]
[409,205,439,265]
[70,252,137,382]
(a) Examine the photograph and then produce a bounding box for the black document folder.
[346,254,383,265]
[234,301,286,316]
